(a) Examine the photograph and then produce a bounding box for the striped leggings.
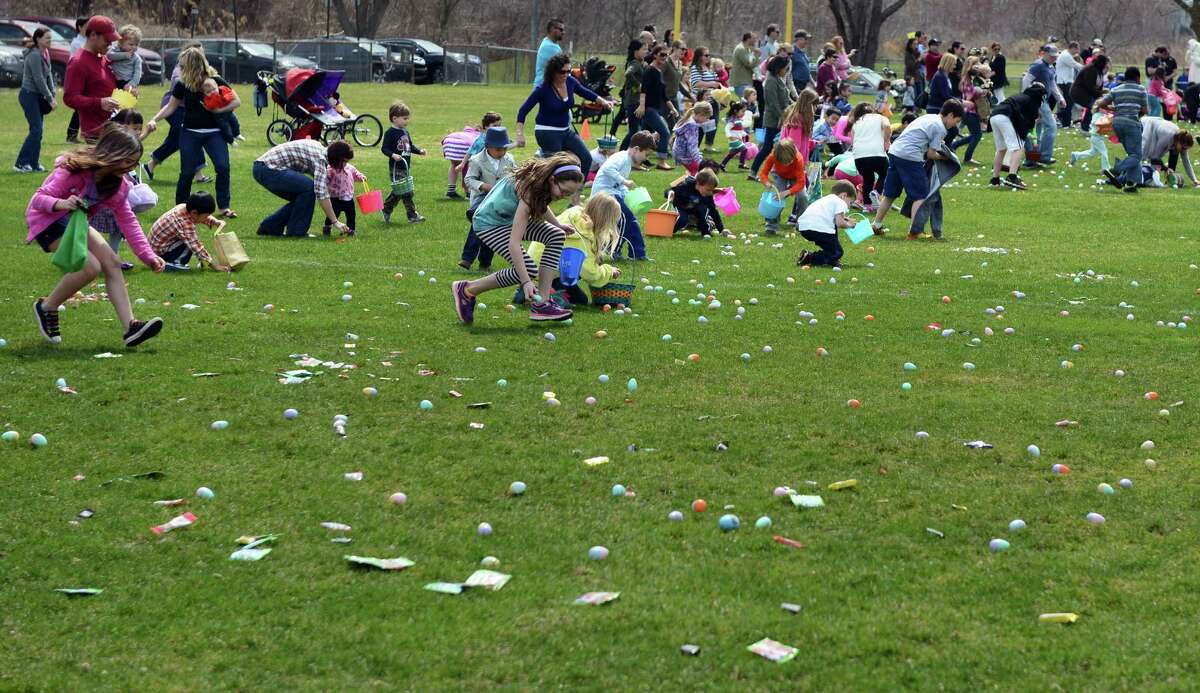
[474,220,565,288]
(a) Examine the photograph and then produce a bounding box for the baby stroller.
[571,56,616,128]
[259,68,382,148]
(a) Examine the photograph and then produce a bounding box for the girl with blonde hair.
[146,47,239,218]
[26,123,166,347]
[528,192,624,305]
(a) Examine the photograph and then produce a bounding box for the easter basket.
[591,282,635,307]
[390,158,415,197]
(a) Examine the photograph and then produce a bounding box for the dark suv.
[15,15,163,84]
[378,38,482,84]
[163,39,316,83]
[287,36,411,82]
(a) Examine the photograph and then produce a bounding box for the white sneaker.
[12,164,32,173]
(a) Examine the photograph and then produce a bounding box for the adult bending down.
[146,47,238,217]
[988,83,1046,190]
[1141,116,1198,186]
[252,139,354,237]
[516,53,611,197]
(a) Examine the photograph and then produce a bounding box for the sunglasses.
[558,68,571,74]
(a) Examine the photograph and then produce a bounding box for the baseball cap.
[1042,45,1059,56]
[1092,38,1104,46]
[793,30,810,39]
[84,15,120,43]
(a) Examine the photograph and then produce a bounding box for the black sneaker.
[1042,158,1058,166]
[796,251,811,265]
[989,177,1002,187]
[1123,183,1139,194]
[119,262,134,271]
[408,214,426,224]
[123,317,164,347]
[33,299,61,344]
[1003,174,1027,190]
[1023,161,1044,169]
[446,191,463,200]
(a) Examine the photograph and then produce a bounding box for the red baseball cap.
[84,15,121,43]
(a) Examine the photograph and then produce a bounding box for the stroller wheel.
[266,119,293,146]
[351,114,383,148]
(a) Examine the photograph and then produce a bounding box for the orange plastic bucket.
[644,208,678,237]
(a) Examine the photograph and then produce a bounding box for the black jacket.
[1070,64,1105,108]
[991,89,1042,139]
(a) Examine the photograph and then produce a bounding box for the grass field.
[1,82,1199,690]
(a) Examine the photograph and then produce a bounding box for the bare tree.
[826,0,910,66]
[331,0,391,38]
[1171,0,1200,38]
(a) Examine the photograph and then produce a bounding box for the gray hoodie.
[20,47,55,102]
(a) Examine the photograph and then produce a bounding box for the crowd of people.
[12,15,1200,343]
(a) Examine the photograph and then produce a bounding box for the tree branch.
[880,0,909,22]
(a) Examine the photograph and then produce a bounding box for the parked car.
[0,44,23,87]
[163,39,316,84]
[288,36,411,82]
[0,19,71,84]
[378,38,482,84]
[14,15,163,84]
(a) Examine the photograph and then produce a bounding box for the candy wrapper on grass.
[344,555,415,571]
[574,592,620,605]
[747,637,798,663]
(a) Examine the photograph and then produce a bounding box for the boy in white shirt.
[872,100,964,236]
[796,180,857,267]
[592,130,656,260]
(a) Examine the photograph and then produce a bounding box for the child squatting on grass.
[525,192,624,306]
[451,152,585,324]
[149,191,231,271]
[26,123,166,347]
[796,179,858,267]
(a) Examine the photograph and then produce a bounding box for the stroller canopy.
[284,68,345,105]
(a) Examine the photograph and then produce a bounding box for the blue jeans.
[952,111,982,160]
[1112,117,1143,186]
[460,208,494,267]
[1024,100,1056,159]
[614,195,646,259]
[178,129,230,208]
[641,107,671,157]
[534,128,592,175]
[151,110,206,175]
[750,127,780,174]
[17,89,44,169]
[254,161,316,236]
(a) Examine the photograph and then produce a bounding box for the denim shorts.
[881,155,929,200]
[33,216,69,253]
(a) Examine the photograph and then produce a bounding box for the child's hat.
[596,135,619,149]
[484,126,515,149]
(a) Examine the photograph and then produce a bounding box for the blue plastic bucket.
[844,213,874,244]
[754,127,766,144]
[758,190,786,219]
[559,247,586,287]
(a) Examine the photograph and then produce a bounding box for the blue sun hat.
[485,127,515,149]
[596,135,619,150]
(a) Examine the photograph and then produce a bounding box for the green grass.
[1,83,1200,690]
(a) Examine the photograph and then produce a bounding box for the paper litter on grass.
[343,555,414,571]
[574,592,620,605]
[230,547,272,561]
[463,570,511,591]
[956,247,1010,255]
[583,456,610,467]
[320,522,351,531]
[55,588,102,597]
[964,441,994,449]
[278,370,316,384]
[93,352,122,359]
[747,637,798,662]
[789,494,825,508]
[425,582,465,594]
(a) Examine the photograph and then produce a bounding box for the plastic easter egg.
[915,431,929,439]
[692,499,708,513]
[901,382,912,391]
[0,339,7,347]
[480,556,500,568]
[1,431,17,442]
[741,353,751,361]
[585,396,597,406]
[588,546,609,560]
[847,399,861,408]
[29,433,47,448]
[211,420,229,431]
[543,332,556,342]
[687,353,701,363]
[598,374,610,384]
[762,345,773,354]
[1027,444,1041,458]
[419,400,433,411]
[545,397,561,407]
[55,378,67,388]
[477,522,493,537]
[196,486,214,499]
[1098,482,1115,495]
[283,408,299,420]
[341,294,352,302]
[362,387,378,398]
[989,538,1010,552]
[390,492,408,505]
[627,378,638,392]
[1140,440,1155,450]
[1119,478,1133,489]
[718,514,740,532]
[963,362,976,371]
[816,346,829,357]
[497,378,508,388]
[903,362,917,371]
[668,510,684,521]
[509,481,527,496]
[611,484,626,497]
[662,334,672,342]
[697,316,708,325]
[1009,519,1026,532]
[1086,512,1105,525]
[755,516,772,529]
[1051,463,1071,475]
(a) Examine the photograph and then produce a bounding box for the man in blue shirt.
[533,18,565,87]
[790,30,811,94]
[1023,45,1067,167]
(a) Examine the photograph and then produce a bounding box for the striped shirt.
[1108,82,1149,121]
[689,65,718,88]
[256,139,332,199]
[149,204,217,264]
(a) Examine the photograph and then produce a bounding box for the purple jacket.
[26,160,158,266]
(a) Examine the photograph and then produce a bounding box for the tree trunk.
[331,0,391,37]
[1173,0,1200,38]
[827,0,909,67]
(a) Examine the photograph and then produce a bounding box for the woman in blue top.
[515,53,612,193]
[926,53,956,114]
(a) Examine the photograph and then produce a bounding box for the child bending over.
[150,191,231,271]
[324,160,366,236]
[527,192,623,305]
[667,168,728,238]
[795,179,856,267]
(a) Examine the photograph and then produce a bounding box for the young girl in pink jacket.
[26,123,166,347]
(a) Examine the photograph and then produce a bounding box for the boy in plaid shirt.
[325,162,366,236]
[149,191,231,271]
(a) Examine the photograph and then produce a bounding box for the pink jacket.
[834,51,853,80]
[26,161,158,266]
[780,124,813,161]
[833,116,852,146]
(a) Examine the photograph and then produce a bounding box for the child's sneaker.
[123,317,164,347]
[382,211,391,223]
[796,251,811,265]
[1101,168,1120,186]
[408,213,426,224]
[1123,182,1139,194]
[530,300,572,321]
[990,176,1002,187]
[457,260,472,270]
[1068,152,1079,166]
[33,299,61,344]
[868,190,881,208]
[451,280,476,324]
[446,191,463,200]
[1003,174,1027,190]
[906,232,921,241]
